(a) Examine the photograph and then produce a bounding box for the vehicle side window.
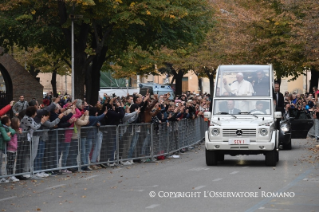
[289,109,310,119]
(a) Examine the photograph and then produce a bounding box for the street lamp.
[69,12,83,101]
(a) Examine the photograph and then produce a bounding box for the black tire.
[284,139,292,150]
[206,149,218,166]
[276,150,279,162]
[265,148,277,166]
[217,152,224,162]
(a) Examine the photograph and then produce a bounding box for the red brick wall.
[0,47,43,102]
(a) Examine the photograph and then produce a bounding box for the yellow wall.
[280,75,304,94]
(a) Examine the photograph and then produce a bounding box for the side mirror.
[204,112,211,121]
[275,111,282,119]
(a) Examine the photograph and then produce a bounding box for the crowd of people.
[282,86,319,120]
[2,83,318,183]
[0,91,210,183]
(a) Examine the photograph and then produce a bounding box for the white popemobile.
[204,65,282,166]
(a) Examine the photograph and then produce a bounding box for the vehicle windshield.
[213,99,272,115]
[215,65,272,97]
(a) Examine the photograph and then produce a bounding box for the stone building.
[0,47,43,108]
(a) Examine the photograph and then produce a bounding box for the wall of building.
[38,73,72,95]
[0,47,43,102]
[280,74,304,94]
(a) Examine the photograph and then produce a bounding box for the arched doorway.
[0,64,13,109]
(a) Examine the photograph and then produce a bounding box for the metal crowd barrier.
[0,118,208,179]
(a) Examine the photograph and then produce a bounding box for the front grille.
[223,129,256,137]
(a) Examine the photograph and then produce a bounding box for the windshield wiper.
[244,112,258,118]
[217,112,237,119]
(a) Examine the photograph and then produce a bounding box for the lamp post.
[71,16,74,101]
[70,7,83,101]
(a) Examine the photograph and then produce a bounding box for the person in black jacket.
[127,93,150,161]
[100,98,125,166]
[274,82,285,116]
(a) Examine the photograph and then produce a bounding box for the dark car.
[279,118,292,150]
[279,109,313,150]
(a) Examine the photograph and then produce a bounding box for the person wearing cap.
[223,72,254,96]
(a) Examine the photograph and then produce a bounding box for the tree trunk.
[87,46,108,105]
[208,74,215,97]
[310,68,319,93]
[73,51,88,100]
[51,69,57,97]
[85,65,92,101]
[276,77,281,86]
[174,70,185,96]
[28,66,40,79]
[198,77,202,94]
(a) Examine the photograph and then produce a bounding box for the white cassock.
[224,79,254,96]
[224,80,255,111]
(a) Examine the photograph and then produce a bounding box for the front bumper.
[205,130,276,151]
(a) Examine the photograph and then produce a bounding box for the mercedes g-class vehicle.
[204,65,282,166]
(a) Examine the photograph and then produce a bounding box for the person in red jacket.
[0,101,15,117]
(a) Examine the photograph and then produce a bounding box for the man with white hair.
[223,72,254,96]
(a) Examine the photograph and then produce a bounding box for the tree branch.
[62,58,72,68]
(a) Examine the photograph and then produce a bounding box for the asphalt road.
[1,138,319,212]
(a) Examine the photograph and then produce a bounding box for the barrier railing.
[0,118,208,179]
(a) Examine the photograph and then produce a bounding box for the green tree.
[0,0,213,104]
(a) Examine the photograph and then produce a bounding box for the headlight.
[260,128,268,136]
[211,128,220,136]
[280,123,289,132]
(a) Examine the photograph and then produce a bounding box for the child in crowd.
[0,116,16,183]
[6,117,21,182]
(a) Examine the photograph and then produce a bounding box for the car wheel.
[206,149,217,166]
[217,152,224,162]
[284,139,292,150]
[276,150,279,162]
[265,148,277,166]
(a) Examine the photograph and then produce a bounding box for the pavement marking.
[84,175,99,180]
[258,208,289,211]
[146,204,160,209]
[45,184,66,190]
[230,171,239,175]
[0,196,17,202]
[152,185,159,187]
[137,189,144,192]
[189,168,210,171]
[212,178,222,182]
[245,167,314,212]
[194,185,206,190]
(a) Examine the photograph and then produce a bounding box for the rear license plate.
[228,138,250,144]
